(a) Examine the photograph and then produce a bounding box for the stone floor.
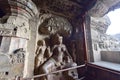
[92,61,120,71]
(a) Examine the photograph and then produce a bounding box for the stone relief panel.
[0,37,27,79]
[38,14,72,37]
[0,15,30,39]
[0,49,25,79]
[34,34,79,80]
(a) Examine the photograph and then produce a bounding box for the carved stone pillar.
[0,0,38,79]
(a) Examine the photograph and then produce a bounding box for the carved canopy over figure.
[38,15,72,37]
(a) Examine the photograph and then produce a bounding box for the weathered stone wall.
[0,0,38,79]
[23,17,38,78]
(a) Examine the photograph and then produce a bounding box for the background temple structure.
[0,0,120,80]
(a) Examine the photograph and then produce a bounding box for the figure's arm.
[63,46,72,59]
[35,46,42,56]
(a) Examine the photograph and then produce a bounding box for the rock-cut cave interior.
[0,0,120,80]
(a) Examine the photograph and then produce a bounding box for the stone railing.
[101,51,120,64]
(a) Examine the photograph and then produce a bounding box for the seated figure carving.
[38,47,65,80]
[37,34,78,80]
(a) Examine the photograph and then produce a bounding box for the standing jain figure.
[34,40,51,75]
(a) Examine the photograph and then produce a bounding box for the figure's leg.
[39,66,48,80]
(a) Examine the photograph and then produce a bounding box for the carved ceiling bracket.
[38,14,73,37]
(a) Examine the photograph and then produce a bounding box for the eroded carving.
[10,48,25,64]
[0,29,15,36]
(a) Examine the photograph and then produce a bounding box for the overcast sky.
[106,9,120,35]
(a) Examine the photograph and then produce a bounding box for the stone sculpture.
[35,40,47,68]
[34,40,51,75]
[35,34,78,80]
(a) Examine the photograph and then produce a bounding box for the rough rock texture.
[38,14,72,37]
[32,0,96,19]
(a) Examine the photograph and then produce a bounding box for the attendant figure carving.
[35,40,47,68]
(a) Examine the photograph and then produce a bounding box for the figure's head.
[37,40,46,46]
[54,34,63,44]
[58,36,63,44]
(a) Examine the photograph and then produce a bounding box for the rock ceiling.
[0,0,120,18]
[0,0,97,19]
[32,0,96,18]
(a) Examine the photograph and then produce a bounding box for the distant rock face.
[91,14,120,50]
[112,33,120,40]
[90,15,120,61]
[89,0,120,17]
[91,15,111,33]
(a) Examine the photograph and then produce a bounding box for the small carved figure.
[35,40,47,68]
